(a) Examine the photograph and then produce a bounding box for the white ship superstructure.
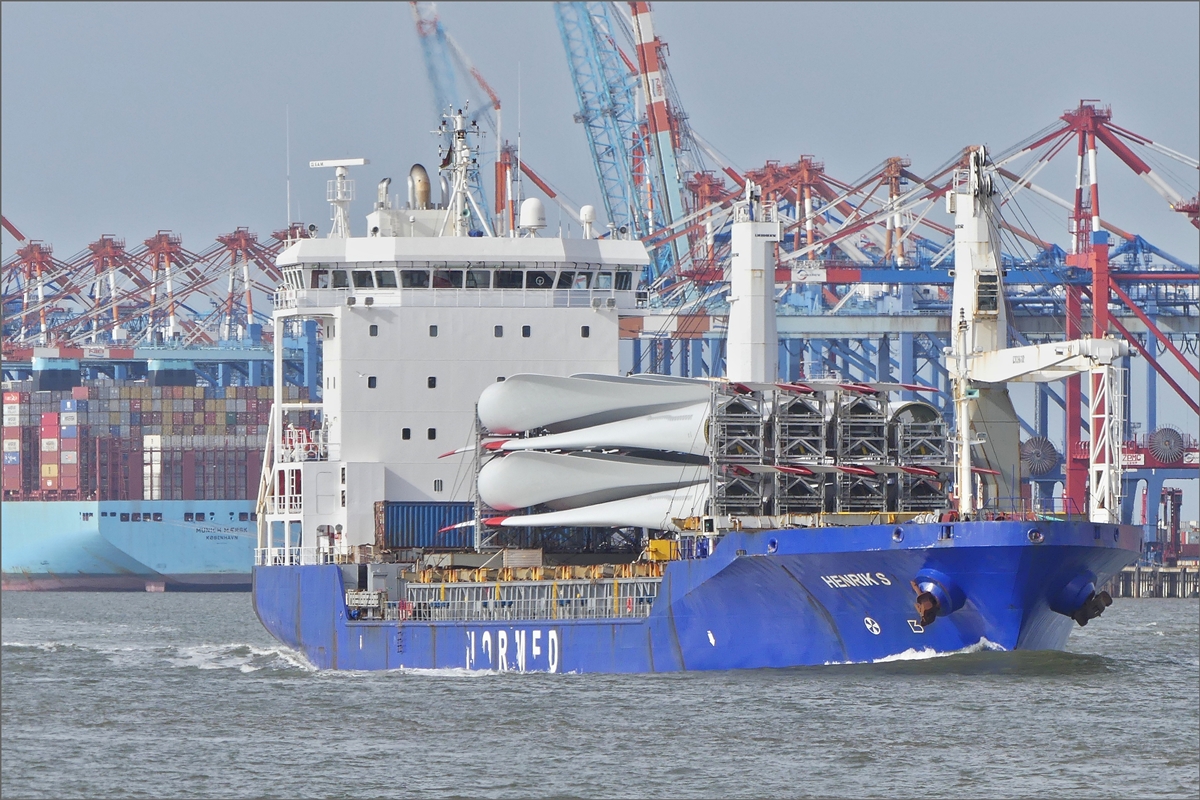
[259,113,649,555]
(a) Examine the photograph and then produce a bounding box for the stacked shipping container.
[2,382,311,502]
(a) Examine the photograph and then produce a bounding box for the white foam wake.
[167,642,316,673]
[872,637,1008,663]
[4,638,316,672]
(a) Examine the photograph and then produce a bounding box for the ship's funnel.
[485,483,711,532]
[479,451,708,511]
[409,164,431,210]
[495,402,710,457]
[478,374,710,434]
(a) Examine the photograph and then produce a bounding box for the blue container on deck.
[3,452,20,465]
[61,426,78,439]
[380,502,473,549]
[61,399,77,412]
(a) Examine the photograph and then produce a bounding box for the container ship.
[0,372,304,591]
[249,119,1140,672]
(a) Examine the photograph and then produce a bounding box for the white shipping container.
[3,439,20,452]
[3,415,19,427]
[61,450,78,465]
[2,403,20,415]
[40,438,59,452]
[60,412,79,426]
[143,434,162,449]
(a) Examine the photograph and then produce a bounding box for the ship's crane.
[948,146,1131,522]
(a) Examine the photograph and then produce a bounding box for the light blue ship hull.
[1,500,255,591]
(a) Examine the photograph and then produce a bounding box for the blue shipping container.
[61,426,78,439]
[3,452,20,465]
[61,399,77,412]
[380,502,474,550]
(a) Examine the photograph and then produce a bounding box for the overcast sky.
[2,1,1197,260]
[3,1,1198,516]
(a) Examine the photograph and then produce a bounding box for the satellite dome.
[519,198,547,232]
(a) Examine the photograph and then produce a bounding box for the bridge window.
[401,269,430,288]
[331,270,349,288]
[595,272,613,290]
[495,271,523,289]
[310,270,329,289]
[433,270,463,288]
[352,270,374,288]
[374,270,398,288]
[615,271,633,290]
[525,271,553,289]
[466,270,491,288]
[557,271,575,288]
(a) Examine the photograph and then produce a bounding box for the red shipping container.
[3,464,20,479]
[40,424,59,438]
[42,477,59,490]
[72,386,89,400]
[41,412,59,425]
[130,399,142,411]
[173,412,184,425]
[60,464,79,477]
[60,476,79,491]
[60,439,78,452]
[2,426,19,439]
[2,392,19,404]
[204,412,216,424]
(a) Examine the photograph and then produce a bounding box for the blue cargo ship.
[251,134,1140,671]
[254,520,1139,671]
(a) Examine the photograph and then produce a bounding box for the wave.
[872,637,1008,663]
[3,638,315,673]
[167,642,316,673]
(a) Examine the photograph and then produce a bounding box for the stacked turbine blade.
[477,374,712,531]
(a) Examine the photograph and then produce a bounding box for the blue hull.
[1,500,255,591]
[253,520,1141,672]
